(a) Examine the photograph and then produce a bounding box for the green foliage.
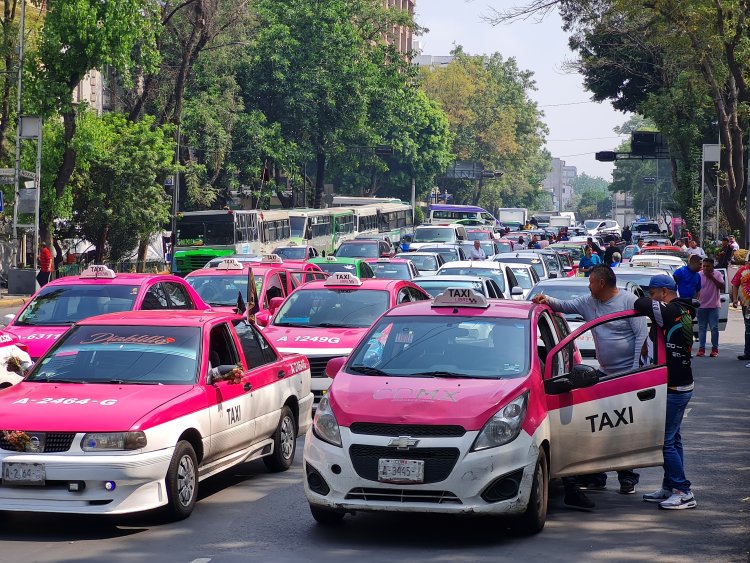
[572,173,612,220]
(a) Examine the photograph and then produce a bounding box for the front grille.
[349,445,460,484]
[308,356,335,378]
[0,432,76,453]
[350,423,466,438]
[346,488,462,504]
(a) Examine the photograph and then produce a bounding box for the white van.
[409,224,468,251]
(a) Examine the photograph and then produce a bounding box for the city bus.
[427,204,498,226]
[331,196,404,207]
[288,208,356,254]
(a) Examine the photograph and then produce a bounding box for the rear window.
[348,316,530,379]
[438,267,505,292]
[413,228,457,243]
[370,263,410,279]
[273,247,307,260]
[336,243,378,258]
[187,275,260,307]
[26,325,200,384]
[15,285,139,326]
[401,254,438,271]
[414,279,485,297]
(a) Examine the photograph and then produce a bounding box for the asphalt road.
[0,307,747,562]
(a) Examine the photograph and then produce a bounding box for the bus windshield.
[290,217,306,238]
[176,220,234,246]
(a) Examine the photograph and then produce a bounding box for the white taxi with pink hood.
[304,289,670,533]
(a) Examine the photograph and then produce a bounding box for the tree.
[571,173,612,220]
[73,113,175,264]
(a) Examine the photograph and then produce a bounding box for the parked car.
[394,252,445,276]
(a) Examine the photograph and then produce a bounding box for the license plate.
[378,458,424,484]
[2,462,46,486]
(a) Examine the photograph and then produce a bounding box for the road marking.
[683,408,692,418]
[190,559,212,563]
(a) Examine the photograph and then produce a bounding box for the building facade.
[542,157,577,211]
[386,0,415,54]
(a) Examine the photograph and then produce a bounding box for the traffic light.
[595,151,617,162]
[631,131,657,157]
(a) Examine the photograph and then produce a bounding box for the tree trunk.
[137,238,149,272]
[472,177,483,206]
[53,109,78,198]
[95,226,109,264]
[314,152,326,209]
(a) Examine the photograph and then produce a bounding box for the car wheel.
[165,440,198,521]
[310,504,345,525]
[513,450,548,535]
[264,405,297,472]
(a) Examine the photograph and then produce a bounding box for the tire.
[513,450,548,535]
[310,504,345,525]
[164,440,199,521]
[264,405,297,472]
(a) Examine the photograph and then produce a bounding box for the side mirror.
[255,311,270,327]
[549,272,559,279]
[569,364,599,388]
[268,297,284,315]
[544,377,573,394]
[511,286,524,296]
[325,356,347,379]
[2,313,14,327]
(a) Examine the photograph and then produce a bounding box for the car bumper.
[304,427,540,515]
[0,447,174,514]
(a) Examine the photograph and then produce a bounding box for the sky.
[415,0,630,180]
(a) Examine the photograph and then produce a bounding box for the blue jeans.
[697,307,719,350]
[743,307,750,356]
[662,391,692,493]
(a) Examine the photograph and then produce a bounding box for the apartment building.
[386,0,415,54]
[543,157,577,211]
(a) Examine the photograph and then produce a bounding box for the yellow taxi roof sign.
[324,272,362,287]
[432,288,490,309]
[79,265,116,279]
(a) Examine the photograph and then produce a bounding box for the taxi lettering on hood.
[372,387,460,402]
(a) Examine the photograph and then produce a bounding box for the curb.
[0,297,29,308]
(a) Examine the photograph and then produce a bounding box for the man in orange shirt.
[37,241,53,287]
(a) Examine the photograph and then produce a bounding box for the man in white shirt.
[469,240,486,260]
[686,240,706,258]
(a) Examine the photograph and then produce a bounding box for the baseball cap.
[647,275,677,291]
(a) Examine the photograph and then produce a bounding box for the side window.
[360,263,375,279]
[537,313,561,377]
[397,288,411,304]
[485,280,498,299]
[141,283,169,310]
[551,314,574,374]
[278,271,289,295]
[235,321,277,368]
[208,323,240,369]
[379,242,389,256]
[164,282,195,310]
[408,287,428,301]
[264,273,284,307]
[506,267,518,290]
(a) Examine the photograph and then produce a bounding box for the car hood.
[329,372,528,431]
[263,325,367,356]
[5,326,70,360]
[0,383,196,432]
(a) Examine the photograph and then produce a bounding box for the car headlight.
[81,432,147,451]
[313,396,342,447]
[472,392,528,451]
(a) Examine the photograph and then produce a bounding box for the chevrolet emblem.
[388,436,420,450]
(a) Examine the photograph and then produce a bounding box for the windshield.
[348,316,529,379]
[335,243,378,258]
[617,272,669,288]
[316,262,359,274]
[415,279,484,297]
[552,245,584,260]
[510,267,534,289]
[584,220,602,230]
[186,275,261,307]
[290,216,306,238]
[496,242,512,254]
[273,288,389,328]
[460,241,495,255]
[26,325,200,385]
[15,285,139,326]
[412,228,456,243]
[401,255,438,271]
[422,248,459,262]
[466,230,492,241]
[499,257,545,279]
[633,223,660,232]
[437,267,505,292]
[273,246,306,260]
[622,246,637,260]
[176,220,234,246]
[370,263,410,280]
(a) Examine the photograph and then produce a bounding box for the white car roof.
[439,261,504,270]
[630,254,684,265]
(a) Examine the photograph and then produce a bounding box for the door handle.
[277,370,286,379]
[637,388,656,401]
[243,382,252,392]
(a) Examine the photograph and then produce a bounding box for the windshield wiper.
[31,377,86,384]
[273,322,315,327]
[315,322,361,328]
[349,365,391,376]
[102,379,162,385]
[411,371,473,379]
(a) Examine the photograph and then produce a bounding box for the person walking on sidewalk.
[731,261,750,361]
[36,242,53,288]
[696,258,724,357]
[635,276,697,510]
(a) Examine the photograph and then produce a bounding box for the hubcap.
[177,454,196,507]
[280,416,295,459]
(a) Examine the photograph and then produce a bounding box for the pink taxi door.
[203,321,255,463]
[540,310,667,478]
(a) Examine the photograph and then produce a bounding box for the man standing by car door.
[634,276,697,510]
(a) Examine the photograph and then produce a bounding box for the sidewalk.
[0,288,31,308]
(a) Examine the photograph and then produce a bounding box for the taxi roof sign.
[324,272,362,287]
[79,265,116,279]
[261,254,284,264]
[432,288,490,309]
[325,256,338,262]
[377,257,391,263]
[216,258,244,270]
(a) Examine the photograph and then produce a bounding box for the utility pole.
[11,0,26,266]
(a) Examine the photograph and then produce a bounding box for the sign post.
[701,144,720,245]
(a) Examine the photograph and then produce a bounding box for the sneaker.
[659,490,697,510]
[564,489,595,510]
[696,349,705,357]
[577,481,607,491]
[738,354,750,360]
[710,349,718,357]
[619,482,636,494]
[643,488,672,503]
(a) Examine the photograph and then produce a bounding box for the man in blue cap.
[634,275,697,510]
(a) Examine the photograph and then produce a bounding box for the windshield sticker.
[131,287,139,294]
[394,329,414,344]
[80,333,176,345]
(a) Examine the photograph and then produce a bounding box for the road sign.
[643,176,657,183]
[0,168,37,180]
[0,177,15,184]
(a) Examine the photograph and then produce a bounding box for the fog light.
[104,481,116,491]
[68,481,85,492]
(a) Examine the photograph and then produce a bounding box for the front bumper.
[0,446,174,514]
[304,426,539,515]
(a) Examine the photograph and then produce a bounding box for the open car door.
[716,267,730,331]
[543,310,667,478]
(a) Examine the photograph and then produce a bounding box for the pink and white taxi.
[0,310,312,519]
[3,265,208,361]
[262,273,430,405]
[304,289,668,533]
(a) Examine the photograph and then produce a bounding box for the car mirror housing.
[511,286,524,296]
[325,356,347,379]
[569,364,599,388]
